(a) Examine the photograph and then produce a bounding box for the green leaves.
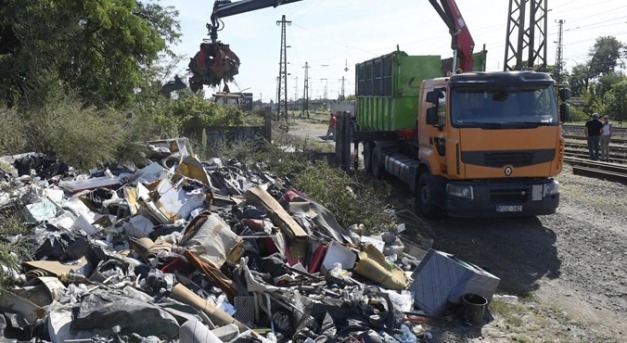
[0,0,181,109]
[588,36,625,78]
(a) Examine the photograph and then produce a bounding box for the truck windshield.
[450,86,558,129]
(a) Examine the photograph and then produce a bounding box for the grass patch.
[0,211,30,288]
[490,299,525,327]
[0,212,28,237]
[486,297,603,343]
[0,106,27,156]
[292,162,396,233]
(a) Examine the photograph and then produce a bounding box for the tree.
[0,0,181,109]
[588,36,625,78]
[603,79,627,122]
[591,72,624,100]
[568,63,590,97]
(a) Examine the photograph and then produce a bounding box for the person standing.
[600,115,612,162]
[585,113,603,161]
[326,112,337,140]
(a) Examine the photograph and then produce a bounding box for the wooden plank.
[244,186,309,241]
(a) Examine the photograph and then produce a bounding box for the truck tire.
[372,147,385,179]
[363,142,374,174]
[416,173,445,219]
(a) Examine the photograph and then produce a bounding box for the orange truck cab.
[351,51,570,218]
[416,72,567,217]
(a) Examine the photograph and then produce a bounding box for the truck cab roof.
[422,71,555,89]
[449,71,555,87]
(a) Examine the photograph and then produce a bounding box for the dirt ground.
[287,119,627,343]
[422,165,627,343]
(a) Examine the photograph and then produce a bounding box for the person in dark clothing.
[585,113,603,160]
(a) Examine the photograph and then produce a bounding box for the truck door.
[420,86,448,176]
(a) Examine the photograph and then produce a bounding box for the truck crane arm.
[209,0,304,41]
[186,0,474,94]
[428,0,475,72]
[185,0,304,94]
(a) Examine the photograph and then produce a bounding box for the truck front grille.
[489,189,528,203]
[461,149,556,168]
[484,152,533,167]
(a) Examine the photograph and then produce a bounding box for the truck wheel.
[372,147,385,179]
[363,142,374,174]
[416,173,445,219]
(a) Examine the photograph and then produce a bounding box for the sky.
[159,0,627,102]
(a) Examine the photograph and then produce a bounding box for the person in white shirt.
[600,115,612,162]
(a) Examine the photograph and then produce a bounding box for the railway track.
[563,156,627,184]
[560,125,627,182]
[563,135,627,144]
[564,142,627,164]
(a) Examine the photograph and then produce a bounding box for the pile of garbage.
[0,139,501,343]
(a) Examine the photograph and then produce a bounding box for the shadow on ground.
[382,177,560,296]
[426,216,560,296]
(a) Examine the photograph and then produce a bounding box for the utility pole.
[555,19,565,86]
[503,0,548,71]
[276,15,291,121]
[340,76,346,101]
[320,78,328,100]
[302,62,310,118]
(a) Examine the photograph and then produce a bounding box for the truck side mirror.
[558,88,571,101]
[426,107,439,125]
[560,103,570,123]
[426,90,440,104]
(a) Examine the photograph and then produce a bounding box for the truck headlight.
[543,181,559,197]
[447,184,474,200]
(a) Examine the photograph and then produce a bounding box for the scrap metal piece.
[188,42,240,93]
[170,283,249,332]
[244,186,308,259]
[408,249,500,316]
[233,296,255,327]
[179,211,244,268]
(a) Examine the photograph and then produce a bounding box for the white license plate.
[496,205,523,213]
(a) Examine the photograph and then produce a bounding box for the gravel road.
[422,165,627,342]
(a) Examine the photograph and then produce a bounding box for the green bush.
[26,97,127,171]
[567,106,589,122]
[293,162,396,234]
[0,106,27,155]
[170,93,245,136]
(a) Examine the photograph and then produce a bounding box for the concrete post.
[263,106,272,143]
[335,111,352,171]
